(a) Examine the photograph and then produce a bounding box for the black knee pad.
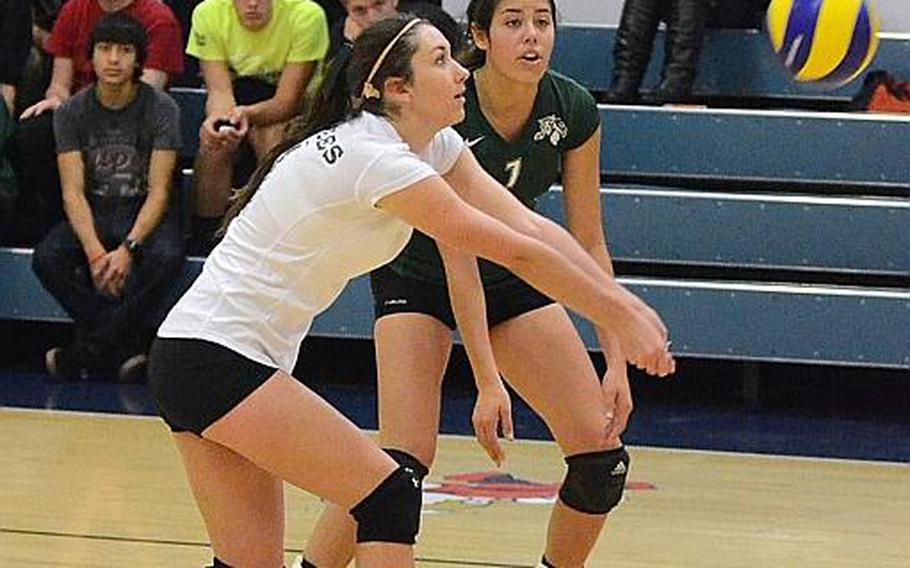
[383,447,430,481]
[349,466,422,544]
[558,447,630,515]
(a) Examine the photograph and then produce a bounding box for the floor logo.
[422,470,656,512]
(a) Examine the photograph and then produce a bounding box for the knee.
[197,141,239,164]
[349,466,422,544]
[153,244,185,275]
[562,412,614,451]
[31,235,64,282]
[389,441,437,471]
[559,447,630,515]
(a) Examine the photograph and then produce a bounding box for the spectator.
[0,0,32,236]
[1,0,33,115]
[186,0,329,253]
[15,2,64,117]
[314,0,348,29]
[606,0,709,104]
[327,0,455,61]
[12,0,183,244]
[321,0,462,102]
[31,1,65,54]
[32,13,184,382]
[317,0,443,36]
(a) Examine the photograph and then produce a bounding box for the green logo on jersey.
[533,114,568,146]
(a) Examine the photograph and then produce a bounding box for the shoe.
[117,353,148,383]
[45,346,87,381]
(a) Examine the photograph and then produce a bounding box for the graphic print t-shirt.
[53,84,182,199]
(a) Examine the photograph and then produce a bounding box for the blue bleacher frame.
[2,248,907,369]
[538,187,910,277]
[599,106,910,189]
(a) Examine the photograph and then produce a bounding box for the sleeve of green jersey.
[563,77,601,151]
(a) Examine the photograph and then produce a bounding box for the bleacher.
[1,26,908,369]
[553,26,910,105]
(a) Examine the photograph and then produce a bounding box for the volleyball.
[766,0,881,88]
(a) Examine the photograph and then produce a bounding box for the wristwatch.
[122,237,142,258]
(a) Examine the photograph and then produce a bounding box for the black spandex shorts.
[370,265,554,330]
[148,337,278,435]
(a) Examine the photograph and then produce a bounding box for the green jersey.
[387,70,601,288]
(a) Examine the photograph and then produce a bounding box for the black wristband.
[122,238,142,257]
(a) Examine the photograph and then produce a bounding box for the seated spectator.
[316,0,441,36]
[0,0,32,236]
[0,0,32,115]
[11,0,183,245]
[14,2,64,117]
[322,0,461,96]
[314,0,348,30]
[187,0,329,253]
[31,1,65,54]
[606,0,709,105]
[327,0,454,60]
[32,13,184,382]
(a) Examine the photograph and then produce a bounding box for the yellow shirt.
[187,0,329,85]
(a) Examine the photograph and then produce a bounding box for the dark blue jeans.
[32,197,185,371]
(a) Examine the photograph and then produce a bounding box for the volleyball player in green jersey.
[302,2,675,567]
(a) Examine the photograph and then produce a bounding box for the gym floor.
[1,323,908,566]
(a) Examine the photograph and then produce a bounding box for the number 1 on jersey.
[504,158,523,189]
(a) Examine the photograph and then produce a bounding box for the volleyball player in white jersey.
[148,15,673,568]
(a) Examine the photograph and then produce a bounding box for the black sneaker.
[45,346,88,381]
[117,353,148,383]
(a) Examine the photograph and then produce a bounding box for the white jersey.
[159,112,465,372]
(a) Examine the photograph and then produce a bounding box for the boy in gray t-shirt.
[32,13,185,381]
[54,80,181,200]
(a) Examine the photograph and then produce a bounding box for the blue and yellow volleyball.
[766,0,881,87]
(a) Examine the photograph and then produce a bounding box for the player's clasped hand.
[472,381,514,467]
[616,289,676,378]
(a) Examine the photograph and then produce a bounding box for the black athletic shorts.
[370,265,554,330]
[148,337,278,435]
